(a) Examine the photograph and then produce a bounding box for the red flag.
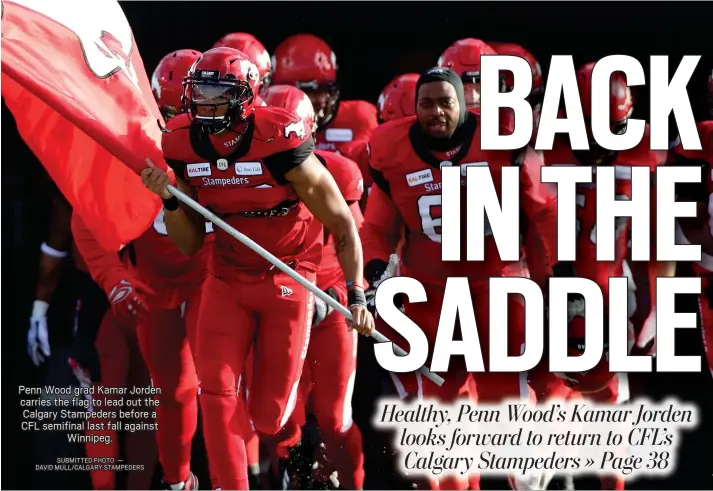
[1,0,169,251]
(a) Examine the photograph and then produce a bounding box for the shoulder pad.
[165,113,191,132]
[367,117,415,171]
[252,106,313,155]
[162,114,193,162]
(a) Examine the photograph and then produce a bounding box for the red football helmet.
[271,34,339,129]
[577,61,633,132]
[438,38,501,107]
[438,38,499,81]
[151,49,202,121]
[263,84,316,133]
[183,47,260,134]
[489,42,543,99]
[212,32,272,97]
[377,73,419,124]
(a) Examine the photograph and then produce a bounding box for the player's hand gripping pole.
[166,183,445,387]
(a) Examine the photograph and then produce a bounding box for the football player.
[212,32,272,98]
[361,67,561,490]
[72,214,158,490]
[141,47,374,490]
[265,84,366,490]
[271,34,378,154]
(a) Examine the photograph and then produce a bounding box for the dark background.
[3,1,713,489]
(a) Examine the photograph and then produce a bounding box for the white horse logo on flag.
[8,0,141,89]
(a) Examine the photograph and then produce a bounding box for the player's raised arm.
[141,168,206,257]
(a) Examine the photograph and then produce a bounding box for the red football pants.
[85,310,157,490]
[382,279,533,491]
[135,295,200,485]
[196,269,315,490]
[289,307,365,489]
[699,273,713,379]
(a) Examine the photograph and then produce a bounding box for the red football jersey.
[672,120,713,270]
[544,125,667,295]
[315,149,364,291]
[363,113,559,286]
[315,100,378,154]
[162,106,323,276]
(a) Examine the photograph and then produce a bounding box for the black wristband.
[348,288,366,308]
[364,259,387,285]
[162,196,179,211]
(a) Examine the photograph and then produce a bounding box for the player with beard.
[271,34,378,155]
[671,119,713,380]
[212,32,272,98]
[263,84,366,490]
[437,38,502,110]
[531,61,672,491]
[141,47,374,490]
[361,67,561,490]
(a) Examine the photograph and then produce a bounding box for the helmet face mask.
[182,48,259,134]
[184,76,253,133]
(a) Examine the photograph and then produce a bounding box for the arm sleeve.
[70,213,129,295]
[518,147,560,273]
[264,139,315,185]
[361,183,403,266]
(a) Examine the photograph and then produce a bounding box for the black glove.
[313,287,339,327]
